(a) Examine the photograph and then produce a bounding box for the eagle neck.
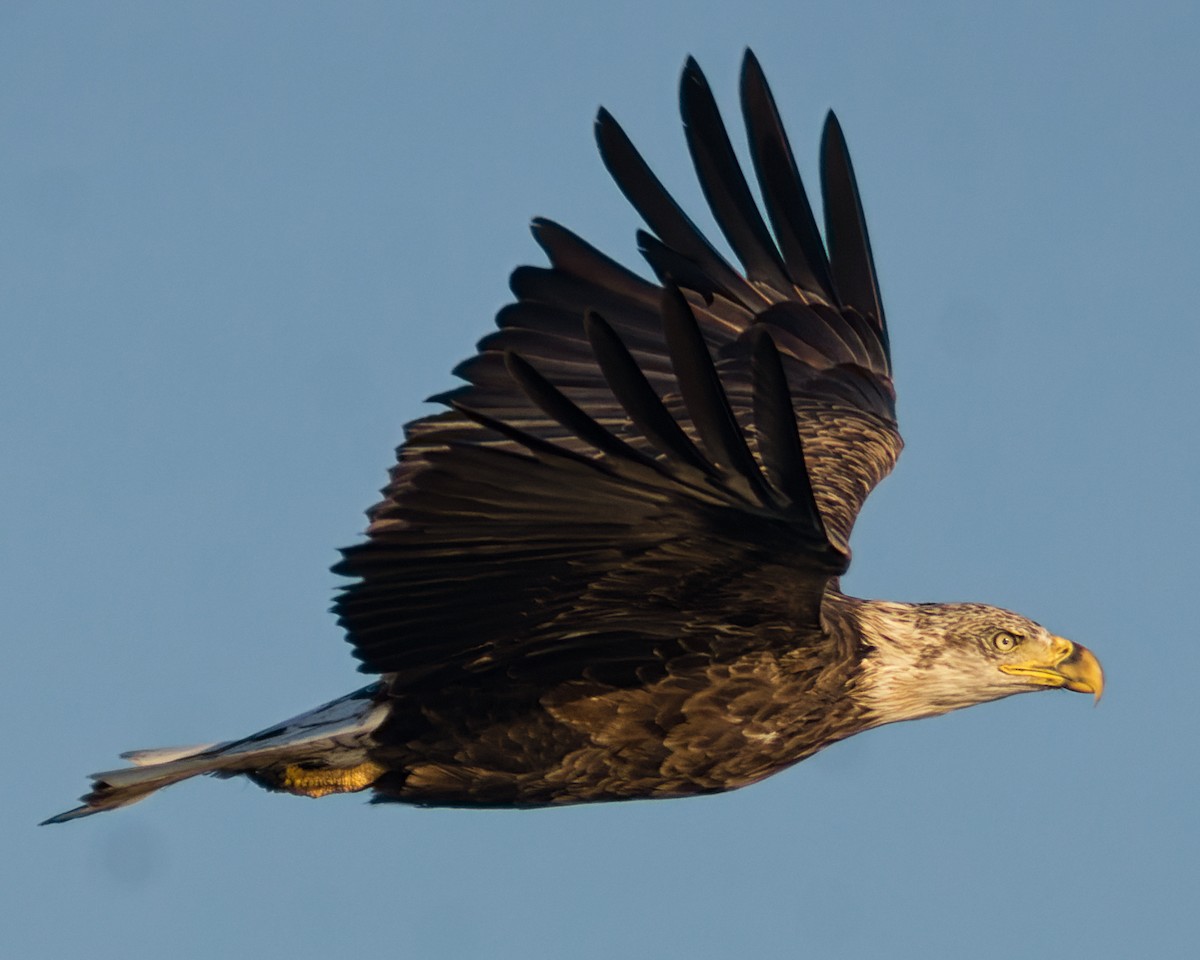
[829,594,974,727]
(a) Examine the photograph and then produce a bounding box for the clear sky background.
[6,2,1198,958]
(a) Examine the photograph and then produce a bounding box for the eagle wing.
[334,52,901,685]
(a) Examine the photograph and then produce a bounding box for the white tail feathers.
[42,684,388,824]
[122,743,220,766]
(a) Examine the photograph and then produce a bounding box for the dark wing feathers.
[529,218,659,309]
[502,351,664,474]
[820,112,888,344]
[635,230,735,304]
[584,311,714,476]
[335,52,900,681]
[659,286,775,507]
[749,326,825,531]
[595,107,761,306]
[739,50,839,304]
[680,56,793,293]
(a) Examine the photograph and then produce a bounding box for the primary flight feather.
[44,51,1101,824]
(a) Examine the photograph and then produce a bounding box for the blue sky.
[6,2,1198,957]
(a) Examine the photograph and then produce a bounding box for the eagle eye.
[991,630,1020,652]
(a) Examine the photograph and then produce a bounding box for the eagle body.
[45,52,1102,825]
[365,592,864,807]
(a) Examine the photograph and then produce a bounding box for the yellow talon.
[277,760,387,798]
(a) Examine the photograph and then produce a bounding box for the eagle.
[45,51,1102,825]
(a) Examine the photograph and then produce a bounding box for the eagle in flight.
[45,51,1102,824]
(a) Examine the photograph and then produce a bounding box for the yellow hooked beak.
[999,636,1104,702]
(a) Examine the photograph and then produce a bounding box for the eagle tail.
[41,684,389,824]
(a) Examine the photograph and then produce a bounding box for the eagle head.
[851,600,1104,726]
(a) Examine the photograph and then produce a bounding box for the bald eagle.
[44,51,1102,825]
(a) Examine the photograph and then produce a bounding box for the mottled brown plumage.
[44,51,1102,825]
